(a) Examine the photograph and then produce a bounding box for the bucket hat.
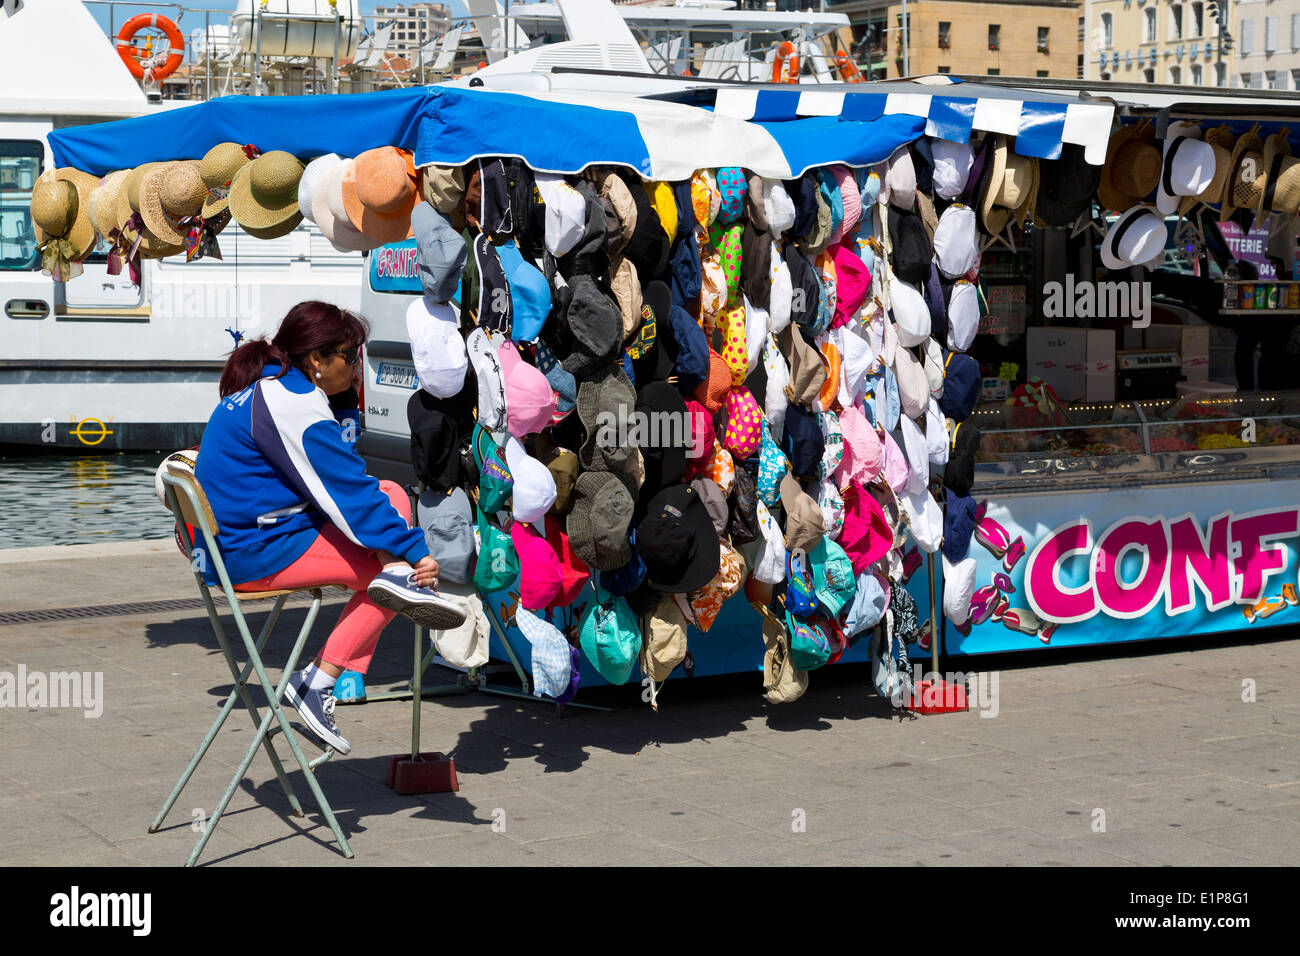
[569,470,636,571]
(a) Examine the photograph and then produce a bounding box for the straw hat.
[1220,125,1264,222]
[86,170,130,242]
[1255,128,1300,227]
[228,150,305,240]
[140,161,211,246]
[1097,122,1161,213]
[199,142,254,219]
[1180,124,1233,217]
[341,146,418,243]
[977,135,1037,236]
[31,167,99,258]
[114,163,185,259]
[313,157,380,253]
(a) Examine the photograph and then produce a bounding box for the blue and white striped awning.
[712,79,1116,165]
[50,85,925,181]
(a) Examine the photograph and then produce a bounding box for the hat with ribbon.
[1220,126,1266,222]
[140,161,222,258]
[342,146,417,243]
[199,142,255,219]
[1156,121,1217,218]
[31,168,99,279]
[1098,121,1162,213]
[1100,204,1166,271]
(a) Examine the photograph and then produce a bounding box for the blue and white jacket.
[195,364,428,585]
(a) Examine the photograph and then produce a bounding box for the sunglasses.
[333,346,361,366]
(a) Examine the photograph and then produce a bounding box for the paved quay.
[1,540,1298,867]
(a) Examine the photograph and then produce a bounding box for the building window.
[1192,63,1203,85]
[988,24,1000,51]
[988,68,1000,75]
[1171,5,1183,41]
[1170,65,1181,84]
[1293,69,1300,90]
[1293,13,1300,51]
[1037,69,1050,77]
[1192,2,1204,38]
[1265,16,1278,53]
[1038,26,1049,53]
[1100,13,1113,49]
[1145,67,1156,83]
[1269,70,1283,89]
[1145,8,1157,44]
[1241,19,1253,56]
[938,21,951,50]
[937,65,950,73]
[1240,72,1253,89]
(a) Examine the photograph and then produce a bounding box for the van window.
[0,140,44,270]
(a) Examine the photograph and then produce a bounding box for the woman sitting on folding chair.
[196,300,466,755]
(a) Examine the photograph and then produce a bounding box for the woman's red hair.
[219,301,369,397]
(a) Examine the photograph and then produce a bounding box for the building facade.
[1230,0,1300,89]
[374,2,451,54]
[1081,0,1230,87]
[830,0,1081,79]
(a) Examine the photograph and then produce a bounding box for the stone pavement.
[1,540,1298,867]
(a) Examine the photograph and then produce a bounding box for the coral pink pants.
[234,480,411,675]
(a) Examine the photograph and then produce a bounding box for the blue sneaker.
[282,674,351,755]
[367,569,468,630]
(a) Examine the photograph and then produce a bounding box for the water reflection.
[0,452,172,549]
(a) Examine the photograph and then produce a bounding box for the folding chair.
[151,464,353,866]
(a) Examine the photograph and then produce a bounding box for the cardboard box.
[1027,327,1116,403]
[1181,325,1211,382]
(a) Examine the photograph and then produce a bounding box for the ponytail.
[217,301,369,398]
[218,337,292,397]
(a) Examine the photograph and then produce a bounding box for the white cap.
[889,275,931,347]
[407,296,467,399]
[947,280,979,352]
[504,435,557,525]
[880,145,917,211]
[752,499,787,584]
[762,333,790,443]
[465,327,508,433]
[768,240,793,334]
[534,173,586,257]
[900,485,942,553]
[933,203,977,279]
[931,139,974,200]
[942,553,977,624]
[763,179,796,234]
[923,337,945,398]
[925,398,950,466]
[897,412,929,496]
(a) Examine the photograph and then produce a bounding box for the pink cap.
[830,165,861,243]
[684,399,715,478]
[836,402,883,486]
[880,428,910,494]
[510,521,563,610]
[839,482,892,575]
[498,341,557,438]
[722,386,762,460]
[830,240,871,329]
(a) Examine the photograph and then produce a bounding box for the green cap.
[579,585,642,685]
[809,536,857,618]
[473,423,513,514]
[472,506,519,594]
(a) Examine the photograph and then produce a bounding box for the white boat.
[0,0,364,450]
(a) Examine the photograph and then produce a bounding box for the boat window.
[0,140,44,271]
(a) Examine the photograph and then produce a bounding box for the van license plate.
[377,362,418,389]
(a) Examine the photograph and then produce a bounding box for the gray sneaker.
[283,674,351,755]
[367,569,468,630]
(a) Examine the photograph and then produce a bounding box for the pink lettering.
[1231,509,1300,603]
[1167,513,1233,615]
[1025,520,1097,624]
[1093,518,1168,619]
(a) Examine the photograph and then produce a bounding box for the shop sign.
[978,283,1027,336]
[946,480,1300,653]
[368,239,422,293]
[1219,221,1279,280]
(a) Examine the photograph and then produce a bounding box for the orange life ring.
[115,13,185,82]
[835,50,864,83]
[772,40,799,84]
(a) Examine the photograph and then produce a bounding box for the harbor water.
[0,452,173,549]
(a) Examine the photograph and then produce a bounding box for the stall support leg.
[387,621,459,795]
[909,553,967,714]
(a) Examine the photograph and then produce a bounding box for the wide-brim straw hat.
[140,161,208,246]
[199,142,254,219]
[341,146,417,244]
[1180,124,1233,218]
[1255,128,1298,228]
[978,136,1037,236]
[1220,126,1265,222]
[1098,122,1161,213]
[313,158,380,253]
[87,169,130,243]
[229,150,304,239]
[114,163,184,259]
[32,167,99,259]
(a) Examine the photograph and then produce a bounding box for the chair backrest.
[163,463,221,539]
[431,26,462,71]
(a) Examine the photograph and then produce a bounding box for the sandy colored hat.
[313,158,381,253]
[1181,124,1234,217]
[115,163,184,259]
[229,151,304,239]
[342,146,418,243]
[1220,125,1264,222]
[1255,128,1299,228]
[199,142,254,218]
[978,136,1037,236]
[32,167,99,258]
[140,161,209,246]
[87,170,130,242]
[1098,121,1161,213]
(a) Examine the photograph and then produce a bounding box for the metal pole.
[411,623,422,762]
[333,9,340,94]
[253,2,262,95]
[927,551,940,679]
[900,0,909,77]
[204,9,211,101]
